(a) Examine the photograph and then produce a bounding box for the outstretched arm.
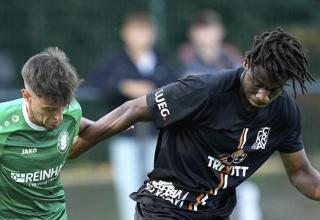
[68,95,151,159]
[280,149,320,200]
[79,117,95,132]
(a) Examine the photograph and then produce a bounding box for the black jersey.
[131,67,303,218]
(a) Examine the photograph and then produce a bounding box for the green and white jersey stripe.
[0,98,82,220]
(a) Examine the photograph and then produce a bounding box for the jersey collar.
[22,102,46,131]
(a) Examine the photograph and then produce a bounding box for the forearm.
[290,165,320,200]
[80,102,137,143]
[69,97,150,159]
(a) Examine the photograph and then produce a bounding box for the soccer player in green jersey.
[0,47,92,219]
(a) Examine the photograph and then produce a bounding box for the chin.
[249,99,268,108]
[46,123,59,130]
[44,126,55,130]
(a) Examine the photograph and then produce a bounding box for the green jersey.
[0,98,82,220]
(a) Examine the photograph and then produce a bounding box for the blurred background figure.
[179,9,242,75]
[0,50,15,86]
[87,10,177,220]
[179,9,262,220]
[1,2,319,219]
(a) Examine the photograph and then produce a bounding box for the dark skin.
[239,62,285,111]
[69,64,320,201]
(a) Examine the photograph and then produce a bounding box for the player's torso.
[1,115,77,186]
[154,89,285,185]
[138,95,286,215]
[0,98,81,219]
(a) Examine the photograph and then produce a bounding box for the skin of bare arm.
[68,95,151,159]
[79,117,95,132]
[280,149,320,200]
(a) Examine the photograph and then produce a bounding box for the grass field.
[63,154,320,220]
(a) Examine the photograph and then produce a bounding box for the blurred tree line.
[0,0,319,83]
[0,0,319,159]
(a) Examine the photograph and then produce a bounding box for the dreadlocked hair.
[245,27,315,96]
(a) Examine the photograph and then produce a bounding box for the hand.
[125,125,135,132]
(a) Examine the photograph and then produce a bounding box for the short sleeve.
[277,98,304,153]
[146,75,209,129]
[64,99,82,130]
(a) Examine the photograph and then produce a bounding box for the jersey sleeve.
[277,97,304,153]
[146,75,209,129]
[64,99,82,132]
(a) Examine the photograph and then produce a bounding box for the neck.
[25,101,39,125]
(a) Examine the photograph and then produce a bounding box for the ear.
[243,58,249,70]
[21,88,31,102]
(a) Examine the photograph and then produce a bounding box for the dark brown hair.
[21,47,82,105]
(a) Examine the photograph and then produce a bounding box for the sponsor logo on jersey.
[219,149,247,165]
[145,180,211,211]
[154,89,170,120]
[251,127,270,150]
[10,164,63,185]
[22,148,37,155]
[57,131,69,153]
[208,156,249,177]
[145,180,189,208]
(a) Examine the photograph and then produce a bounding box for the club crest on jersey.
[251,127,271,150]
[57,131,69,153]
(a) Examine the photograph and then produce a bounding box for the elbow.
[289,175,299,189]
[288,167,320,200]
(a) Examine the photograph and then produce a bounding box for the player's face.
[22,89,67,130]
[240,65,286,108]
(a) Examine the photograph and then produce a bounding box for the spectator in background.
[0,50,15,86]
[87,11,177,220]
[179,9,262,220]
[179,9,242,76]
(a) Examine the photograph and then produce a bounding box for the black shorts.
[134,202,230,220]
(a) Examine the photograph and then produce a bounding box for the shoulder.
[195,67,243,95]
[0,99,24,132]
[274,89,300,126]
[64,99,82,121]
[278,90,299,113]
[0,98,23,115]
[169,68,242,102]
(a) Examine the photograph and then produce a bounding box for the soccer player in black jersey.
[69,28,320,220]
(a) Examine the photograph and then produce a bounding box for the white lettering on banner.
[145,180,189,207]
[10,164,64,185]
[208,156,249,177]
[155,89,170,119]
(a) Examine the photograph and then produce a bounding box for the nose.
[54,110,63,122]
[255,88,270,104]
